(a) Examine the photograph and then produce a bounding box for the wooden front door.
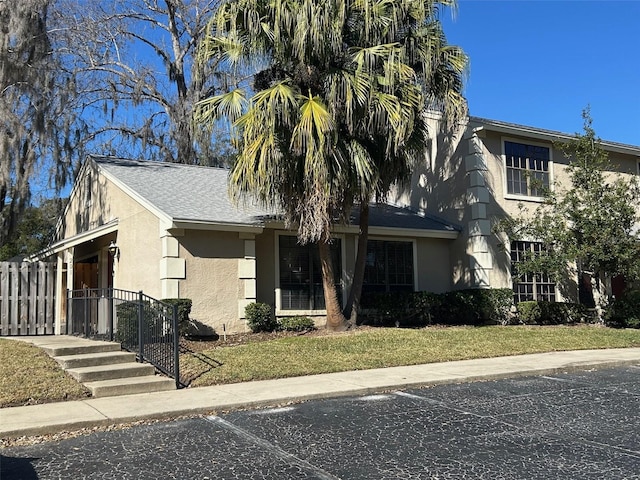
[74,256,99,290]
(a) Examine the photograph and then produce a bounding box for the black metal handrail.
[66,288,181,389]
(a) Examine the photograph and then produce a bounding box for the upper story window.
[505,141,550,198]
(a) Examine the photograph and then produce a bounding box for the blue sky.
[440,0,640,145]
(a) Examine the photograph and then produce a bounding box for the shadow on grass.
[179,343,224,387]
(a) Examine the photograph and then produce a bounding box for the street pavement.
[2,347,640,439]
[2,365,640,479]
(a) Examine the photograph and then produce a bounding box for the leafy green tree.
[0,198,66,261]
[498,109,640,319]
[196,0,467,329]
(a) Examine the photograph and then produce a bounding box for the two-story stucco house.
[45,115,640,334]
[391,115,640,303]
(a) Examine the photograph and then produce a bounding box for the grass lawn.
[0,338,91,408]
[1,325,639,408]
[180,325,640,387]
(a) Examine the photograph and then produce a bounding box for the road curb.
[2,357,638,439]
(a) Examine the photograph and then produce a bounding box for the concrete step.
[67,362,155,382]
[85,376,176,398]
[55,351,136,369]
[43,342,121,357]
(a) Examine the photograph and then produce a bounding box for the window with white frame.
[362,240,414,296]
[278,235,342,310]
[505,141,550,197]
[510,241,556,303]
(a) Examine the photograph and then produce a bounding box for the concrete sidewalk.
[2,347,640,439]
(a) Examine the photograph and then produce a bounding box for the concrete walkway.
[2,347,640,439]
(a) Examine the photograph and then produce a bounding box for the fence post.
[173,303,180,389]
[138,290,144,362]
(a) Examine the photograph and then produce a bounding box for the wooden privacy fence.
[0,262,56,336]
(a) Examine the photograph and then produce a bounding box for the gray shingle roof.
[93,156,458,234]
[93,156,272,225]
[352,203,460,232]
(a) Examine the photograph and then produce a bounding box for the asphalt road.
[2,366,640,479]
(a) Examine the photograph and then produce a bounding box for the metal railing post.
[173,303,180,389]
[138,290,144,362]
[108,287,114,342]
[66,289,70,335]
[83,292,89,337]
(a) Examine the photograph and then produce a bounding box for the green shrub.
[279,316,316,332]
[480,288,515,325]
[606,291,640,328]
[516,301,590,325]
[364,288,514,327]
[245,302,277,332]
[365,291,419,326]
[115,300,162,344]
[517,301,541,324]
[162,298,193,336]
[115,301,140,344]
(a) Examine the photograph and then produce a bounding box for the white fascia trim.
[367,226,458,239]
[35,220,119,258]
[170,220,264,234]
[291,224,458,239]
[96,161,174,226]
[475,119,640,156]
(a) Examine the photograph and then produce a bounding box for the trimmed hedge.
[115,300,163,344]
[245,302,278,332]
[606,291,640,329]
[516,301,590,325]
[365,289,514,327]
[279,316,316,332]
[162,298,193,336]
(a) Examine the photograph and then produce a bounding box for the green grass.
[0,338,90,408]
[180,325,640,387]
[2,326,639,408]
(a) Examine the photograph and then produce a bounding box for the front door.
[74,256,99,290]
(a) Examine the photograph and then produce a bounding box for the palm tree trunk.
[318,238,348,331]
[343,203,369,326]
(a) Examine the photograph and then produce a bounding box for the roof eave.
[30,219,120,260]
[170,219,265,234]
[470,117,640,156]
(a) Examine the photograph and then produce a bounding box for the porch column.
[237,233,257,326]
[465,132,493,288]
[54,253,64,334]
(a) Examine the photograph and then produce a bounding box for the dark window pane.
[510,240,556,304]
[362,240,414,301]
[279,236,342,310]
[505,141,550,196]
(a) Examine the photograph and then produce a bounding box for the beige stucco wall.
[58,162,162,296]
[393,118,639,301]
[415,237,452,292]
[179,230,246,333]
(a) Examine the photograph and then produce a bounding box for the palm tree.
[195,0,467,330]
